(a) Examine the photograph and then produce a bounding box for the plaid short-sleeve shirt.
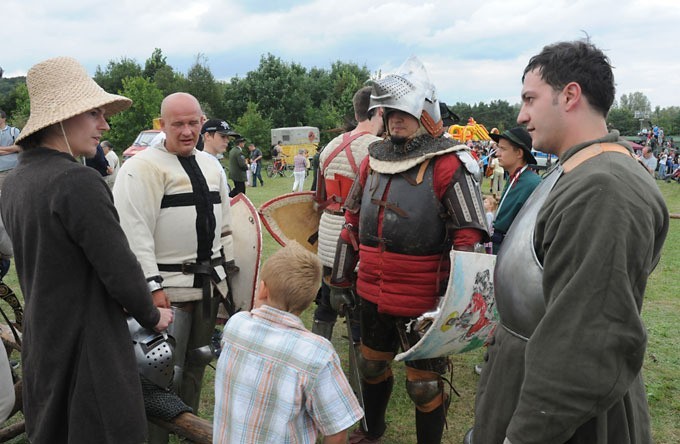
[213,305,363,443]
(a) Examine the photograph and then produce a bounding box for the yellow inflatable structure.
[447,117,491,142]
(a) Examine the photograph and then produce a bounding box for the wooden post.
[149,412,212,444]
[0,421,25,442]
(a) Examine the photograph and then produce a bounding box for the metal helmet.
[368,56,442,135]
[127,317,176,389]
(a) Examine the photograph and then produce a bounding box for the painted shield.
[230,194,262,312]
[395,250,498,361]
[258,191,322,254]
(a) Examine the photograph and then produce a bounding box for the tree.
[234,102,273,156]
[222,77,248,124]
[144,48,168,80]
[652,106,680,136]
[450,101,519,132]
[324,61,371,123]
[153,65,186,97]
[106,76,164,151]
[94,57,143,94]
[5,83,30,128]
[221,56,371,136]
[619,92,651,116]
[0,78,28,125]
[607,107,637,135]
[186,54,221,118]
[239,54,311,128]
[305,101,343,146]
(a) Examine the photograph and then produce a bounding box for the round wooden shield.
[258,191,322,254]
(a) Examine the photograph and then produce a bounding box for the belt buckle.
[180,262,192,274]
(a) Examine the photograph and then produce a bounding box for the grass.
[2,162,678,443]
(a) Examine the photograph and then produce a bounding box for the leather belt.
[158,257,225,319]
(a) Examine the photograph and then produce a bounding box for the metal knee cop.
[406,378,443,409]
[357,354,390,380]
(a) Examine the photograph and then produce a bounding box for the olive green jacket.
[474,132,669,444]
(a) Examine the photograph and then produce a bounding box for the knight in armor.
[114,92,235,443]
[312,86,384,341]
[330,57,488,444]
[471,40,668,444]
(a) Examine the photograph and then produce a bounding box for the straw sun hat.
[15,56,132,145]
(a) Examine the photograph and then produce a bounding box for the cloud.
[3,0,680,108]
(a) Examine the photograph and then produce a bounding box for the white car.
[530,150,556,171]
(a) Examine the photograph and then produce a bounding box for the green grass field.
[2,163,678,443]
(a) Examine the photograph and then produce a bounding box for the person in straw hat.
[0,56,173,444]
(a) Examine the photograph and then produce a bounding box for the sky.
[3,0,680,110]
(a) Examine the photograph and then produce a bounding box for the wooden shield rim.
[231,193,262,310]
[258,191,316,248]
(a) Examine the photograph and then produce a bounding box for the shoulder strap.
[322,131,369,174]
[562,143,633,173]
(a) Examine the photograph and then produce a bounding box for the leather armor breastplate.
[359,160,447,255]
[494,165,563,340]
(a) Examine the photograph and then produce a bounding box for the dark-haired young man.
[311,86,383,341]
[471,40,668,444]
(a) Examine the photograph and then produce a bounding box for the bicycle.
[266,158,287,178]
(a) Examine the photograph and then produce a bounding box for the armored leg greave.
[415,402,446,444]
[180,297,219,412]
[166,307,192,394]
[311,319,335,340]
[361,376,394,439]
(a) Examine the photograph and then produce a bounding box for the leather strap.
[562,143,633,173]
[415,158,431,184]
[322,131,369,174]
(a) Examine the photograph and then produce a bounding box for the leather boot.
[415,402,446,444]
[311,319,334,341]
[361,376,393,439]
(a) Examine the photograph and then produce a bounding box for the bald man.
[114,93,235,443]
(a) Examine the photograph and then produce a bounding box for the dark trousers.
[252,163,263,186]
[229,181,246,197]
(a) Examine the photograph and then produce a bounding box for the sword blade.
[344,309,367,431]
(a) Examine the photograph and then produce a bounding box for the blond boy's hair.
[483,194,499,211]
[260,241,322,314]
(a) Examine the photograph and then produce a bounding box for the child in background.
[213,242,363,444]
[483,195,498,254]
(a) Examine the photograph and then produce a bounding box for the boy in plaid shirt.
[214,242,363,443]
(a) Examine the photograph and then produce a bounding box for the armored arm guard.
[330,164,364,286]
[342,173,364,214]
[330,225,359,287]
[442,167,489,242]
